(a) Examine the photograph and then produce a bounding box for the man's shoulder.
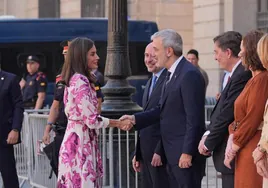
[36,71,47,82]
[56,74,62,83]
[1,71,17,83]
[1,70,16,78]
[198,67,208,75]
[183,62,204,79]
[231,69,252,83]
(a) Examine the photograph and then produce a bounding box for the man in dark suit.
[0,69,24,188]
[121,29,206,188]
[198,31,252,188]
[132,42,169,188]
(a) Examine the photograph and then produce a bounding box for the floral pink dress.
[57,73,109,188]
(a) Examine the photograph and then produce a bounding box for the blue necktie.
[149,75,157,97]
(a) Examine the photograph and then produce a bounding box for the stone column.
[193,0,224,97]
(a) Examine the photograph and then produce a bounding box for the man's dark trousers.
[0,145,19,188]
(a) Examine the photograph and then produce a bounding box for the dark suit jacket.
[0,71,24,146]
[204,63,252,173]
[135,69,166,162]
[134,57,206,166]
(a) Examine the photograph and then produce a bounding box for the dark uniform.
[95,81,104,101]
[45,75,68,176]
[22,71,47,108]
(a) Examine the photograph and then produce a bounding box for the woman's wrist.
[45,124,52,132]
[232,143,240,152]
[108,119,120,128]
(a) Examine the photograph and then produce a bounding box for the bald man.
[132,43,169,188]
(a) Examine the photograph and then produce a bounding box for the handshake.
[112,115,136,131]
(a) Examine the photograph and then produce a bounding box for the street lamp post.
[101,0,142,117]
[101,0,142,187]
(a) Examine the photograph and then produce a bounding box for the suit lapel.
[210,63,244,116]
[143,70,166,110]
[161,58,186,109]
[0,71,5,92]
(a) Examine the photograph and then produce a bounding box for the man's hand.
[19,78,26,89]
[119,115,136,124]
[215,92,221,101]
[132,156,141,172]
[43,133,50,145]
[256,158,268,178]
[118,119,133,131]
[178,153,192,168]
[198,136,211,156]
[6,130,19,144]
[42,124,52,144]
[151,153,163,167]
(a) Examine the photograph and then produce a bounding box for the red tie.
[228,76,231,83]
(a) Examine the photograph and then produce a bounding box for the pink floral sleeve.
[72,74,109,129]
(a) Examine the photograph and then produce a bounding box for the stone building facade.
[0,0,266,96]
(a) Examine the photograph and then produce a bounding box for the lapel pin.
[1,77,4,80]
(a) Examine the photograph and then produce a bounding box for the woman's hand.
[117,119,133,131]
[256,157,268,178]
[224,134,237,169]
[253,146,265,164]
[109,119,134,131]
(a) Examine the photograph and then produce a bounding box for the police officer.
[42,41,69,176]
[20,55,47,109]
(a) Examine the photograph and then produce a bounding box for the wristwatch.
[47,122,54,126]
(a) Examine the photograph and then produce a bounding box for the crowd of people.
[1,28,268,188]
[120,29,268,188]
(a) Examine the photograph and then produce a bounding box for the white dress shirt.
[167,55,184,81]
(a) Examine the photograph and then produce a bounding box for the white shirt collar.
[222,71,231,90]
[153,68,165,79]
[168,55,183,80]
[229,60,241,77]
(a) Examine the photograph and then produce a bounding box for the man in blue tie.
[132,42,169,188]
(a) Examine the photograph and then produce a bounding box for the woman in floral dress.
[57,37,132,188]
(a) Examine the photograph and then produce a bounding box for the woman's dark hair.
[243,30,265,71]
[61,37,97,86]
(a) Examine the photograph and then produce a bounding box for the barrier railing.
[1,105,221,188]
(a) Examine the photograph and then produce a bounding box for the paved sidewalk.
[0,158,222,188]
[202,158,222,188]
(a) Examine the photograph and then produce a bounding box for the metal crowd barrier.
[1,105,222,188]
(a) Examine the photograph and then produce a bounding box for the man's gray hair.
[151,29,183,56]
